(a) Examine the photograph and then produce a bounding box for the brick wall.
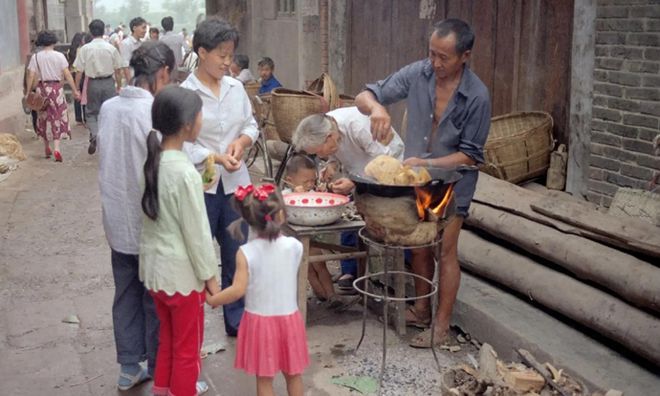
[589,0,660,206]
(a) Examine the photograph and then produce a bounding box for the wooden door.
[346,0,574,144]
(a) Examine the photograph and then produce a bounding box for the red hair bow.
[253,183,276,201]
[235,184,254,201]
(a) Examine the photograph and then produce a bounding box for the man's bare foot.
[404,306,431,328]
[409,327,450,349]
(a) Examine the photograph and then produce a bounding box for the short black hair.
[285,154,317,176]
[193,18,239,55]
[161,16,174,32]
[233,54,249,70]
[35,30,58,47]
[432,18,475,54]
[130,17,147,33]
[150,27,159,35]
[89,19,105,37]
[258,57,275,69]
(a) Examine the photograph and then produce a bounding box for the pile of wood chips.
[441,344,586,396]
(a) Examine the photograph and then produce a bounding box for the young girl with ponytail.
[206,183,309,396]
[97,41,175,391]
[139,85,220,396]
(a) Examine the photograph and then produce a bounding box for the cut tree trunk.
[474,172,659,258]
[466,202,660,313]
[531,197,660,259]
[458,230,660,367]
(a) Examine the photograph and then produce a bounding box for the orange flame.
[415,185,454,220]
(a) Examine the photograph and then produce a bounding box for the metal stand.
[353,228,442,394]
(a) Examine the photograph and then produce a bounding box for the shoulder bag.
[25,53,47,111]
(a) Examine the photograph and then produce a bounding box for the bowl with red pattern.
[283,192,350,226]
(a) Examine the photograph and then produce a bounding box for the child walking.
[206,184,309,396]
[139,85,220,396]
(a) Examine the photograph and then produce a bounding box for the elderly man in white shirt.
[120,17,147,86]
[180,18,258,337]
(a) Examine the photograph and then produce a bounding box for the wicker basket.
[339,94,355,108]
[271,89,329,143]
[482,111,554,184]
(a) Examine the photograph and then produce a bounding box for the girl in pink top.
[206,184,309,396]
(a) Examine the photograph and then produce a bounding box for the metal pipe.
[319,0,329,73]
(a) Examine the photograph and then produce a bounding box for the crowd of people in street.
[21,12,490,396]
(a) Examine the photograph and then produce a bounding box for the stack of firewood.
[459,173,660,367]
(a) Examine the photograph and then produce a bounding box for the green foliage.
[93,0,205,34]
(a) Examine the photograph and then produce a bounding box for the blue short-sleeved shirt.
[259,75,282,94]
[365,59,491,215]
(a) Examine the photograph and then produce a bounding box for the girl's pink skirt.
[235,310,309,377]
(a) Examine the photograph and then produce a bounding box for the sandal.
[409,328,451,349]
[197,380,209,395]
[405,306,431,329]
[117,366,150,391]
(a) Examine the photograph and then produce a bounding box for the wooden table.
[284,219,367,323]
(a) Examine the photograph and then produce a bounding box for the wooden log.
[466,202,660,313]
[458,230,660,367]
[531,197,660,259]
[474,172,659,258]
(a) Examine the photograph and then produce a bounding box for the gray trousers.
[111,250,159,374]
[85,77,116,141]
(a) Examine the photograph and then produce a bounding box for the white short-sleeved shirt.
[159,31,185,66]
[327,106,405,175]
[180,73,259,195]
[120,35,142,68]
[73,38,123,78]
[240,236,303,316]
[28,50,69,81]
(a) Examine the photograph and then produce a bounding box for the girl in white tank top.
[206,183,309,396]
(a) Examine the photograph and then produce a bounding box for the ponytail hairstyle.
[130,41,175,93]
[228,184,285,241]
[141,86,203,220]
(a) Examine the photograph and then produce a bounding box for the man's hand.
[370,105,392,143]
[403,157,429,167]
[329,177,355,195]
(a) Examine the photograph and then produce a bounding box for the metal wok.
[349,167,463,198]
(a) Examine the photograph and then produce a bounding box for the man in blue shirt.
[356,18,491,348]
[258,56,282,94]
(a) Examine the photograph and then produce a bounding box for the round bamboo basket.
[482,111,554,184]
[270,88,329,143]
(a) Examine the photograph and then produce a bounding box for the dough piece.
[414,167,432,184]
[393,166,417,185]
[364,155,404,185]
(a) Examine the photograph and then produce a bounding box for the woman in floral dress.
[24,30,80,162]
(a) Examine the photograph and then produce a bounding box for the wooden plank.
[492,0,519,116]
[530,197,660,258]
[459,230,660,367]
[473,172,657,254]
[308,251,367,263]
[567,0,595,199]
[469,0,497,95]
[467,202,660,312]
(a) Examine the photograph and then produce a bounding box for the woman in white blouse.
[24,30,80,161]
[180,18,259,337]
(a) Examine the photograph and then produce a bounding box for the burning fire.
[415,185,454,220]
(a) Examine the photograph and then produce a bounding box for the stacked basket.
[482,111,554,184]
[271,73,355,143]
